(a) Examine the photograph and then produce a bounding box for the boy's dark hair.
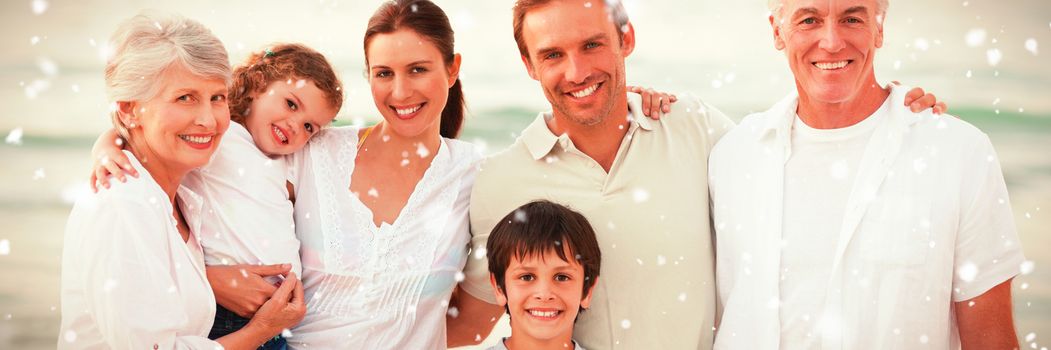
[486,200,602,314]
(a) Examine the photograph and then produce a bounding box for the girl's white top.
[59,151,220,349]
[182,122,302,277]
[287,127,480,349]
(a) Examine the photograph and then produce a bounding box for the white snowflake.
[632,188,650,203]
[986,48,1003,66]
[0,239,10,255]
[957,262,978,282]
[31,0,48,15]
[965,28,986,47]
[416,143,430,158]
[1020,260,1035,275]
[6,128,24,145]
[1025,39,1039,55]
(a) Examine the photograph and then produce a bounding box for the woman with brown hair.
[284,1,477,348]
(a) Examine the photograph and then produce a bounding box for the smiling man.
[454,0,736,348]
[708,0,1025,349]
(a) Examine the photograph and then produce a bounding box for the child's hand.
[628,85,677,120]
[90,129,137,192]
[207,264,291,318]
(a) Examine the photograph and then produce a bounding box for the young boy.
[486,200,602,350]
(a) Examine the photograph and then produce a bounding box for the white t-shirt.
[780,100,888,349]
[60,151,220,349]
[709,86,1026,349]
[486,338,586,350]
[182,122,302,277]
[286,126,481,349]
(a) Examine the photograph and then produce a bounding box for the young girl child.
[91,43,343,350]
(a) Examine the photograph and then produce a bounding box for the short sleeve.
[951,133,1026,302]
[78,197,219,349]
[459,160,500,305]
[700,100,737,149]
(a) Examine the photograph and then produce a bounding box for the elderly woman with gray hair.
[58,12,304,349]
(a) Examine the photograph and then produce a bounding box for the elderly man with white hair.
[709,0,1024,349]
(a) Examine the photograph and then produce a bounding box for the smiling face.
[122,62,230,175]
[519,0,635,127]
[772,0,884,104]
[242,79,337,156]
[366,29,460,139]
[491,246,595,344]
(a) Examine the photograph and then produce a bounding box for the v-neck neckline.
[346,134,447,233]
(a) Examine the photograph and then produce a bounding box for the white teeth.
[814,61,849,70]
[570,84,599,98]
[395,105,422,116]
[529,310,559,318]
[179,135,212,144]
[272,125,287,142]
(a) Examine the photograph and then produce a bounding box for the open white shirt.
[709,86,1026,349]
[286,127,481,349]
[60,151,219,349]
[182,122,301,277]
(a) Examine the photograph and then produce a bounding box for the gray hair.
[104,12,231,140]
[767,0,888,25]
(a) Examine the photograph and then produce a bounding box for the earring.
[128,122,137,128]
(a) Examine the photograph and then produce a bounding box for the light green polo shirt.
[463,93,735,350]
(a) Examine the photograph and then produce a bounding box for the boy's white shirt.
[485,338,586,350]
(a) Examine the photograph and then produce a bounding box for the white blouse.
[287,127,480,349]
[59,151,220,349]
[183,122,302,278]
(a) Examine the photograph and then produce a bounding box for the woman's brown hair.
[228,43,343,125]
[364,0,466,139]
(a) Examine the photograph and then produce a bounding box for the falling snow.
[31,0,48,15]
[1025,39,1039,55]
[986,48,1003,66]
[632,188,650,203]
[0,239,10,255]
[6,128,24,145]
[1020,260,1035,275]
[957,262,978,282]
[416,143,430,158]
[63,330,76,343]
[965,28,986,47]
[513,209,527,223]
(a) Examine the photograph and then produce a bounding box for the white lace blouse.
[286,127,480,349]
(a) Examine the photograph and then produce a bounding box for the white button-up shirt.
[709,86,1026,349]
[60,151,219,349]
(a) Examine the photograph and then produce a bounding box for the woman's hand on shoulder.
[90,129,137,192]
[628,85,678,120]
